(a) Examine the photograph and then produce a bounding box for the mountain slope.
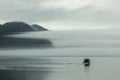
[0,21,48,35]
[31,24,48,31]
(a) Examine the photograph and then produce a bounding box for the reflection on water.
[0,57,83,70]
[0,57,120,80]
[0,57,51,80]
[0,70,50,80]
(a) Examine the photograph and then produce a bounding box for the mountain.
[0,24,4,35]
[0,36,52,48]
[0,24,2,27]
[31,24,48,31]
[0,21,52,48]
[0,21,48,35]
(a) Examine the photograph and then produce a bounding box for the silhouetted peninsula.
[31,24,48,31]
[0,21,52,48]
[0,37,52,48]
[0,21,48,35]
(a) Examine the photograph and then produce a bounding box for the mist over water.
[0,29,120,56]
[1,29,120,80]
[0,0,120,79]
[10,29,120,47]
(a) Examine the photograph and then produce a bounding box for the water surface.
[0,57,120,80]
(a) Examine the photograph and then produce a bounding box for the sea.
[0,56,120,80]
[0,30,120,80]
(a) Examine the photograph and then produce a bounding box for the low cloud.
[0,0,120,30]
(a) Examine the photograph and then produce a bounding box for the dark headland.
[0,21,52,48]
[0,21,48,35]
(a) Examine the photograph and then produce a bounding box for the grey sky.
[0,0,120,30]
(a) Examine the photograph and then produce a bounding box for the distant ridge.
[0,21,48,35]
[31,24,48,31]
[0,37,52,48]
[0,21,52,48]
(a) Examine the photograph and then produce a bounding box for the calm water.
[1,31,120,80]
[0,56,120,80]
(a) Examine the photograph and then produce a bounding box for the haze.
[0,0,120,30]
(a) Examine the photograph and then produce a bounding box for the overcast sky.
[0,0,120,30]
